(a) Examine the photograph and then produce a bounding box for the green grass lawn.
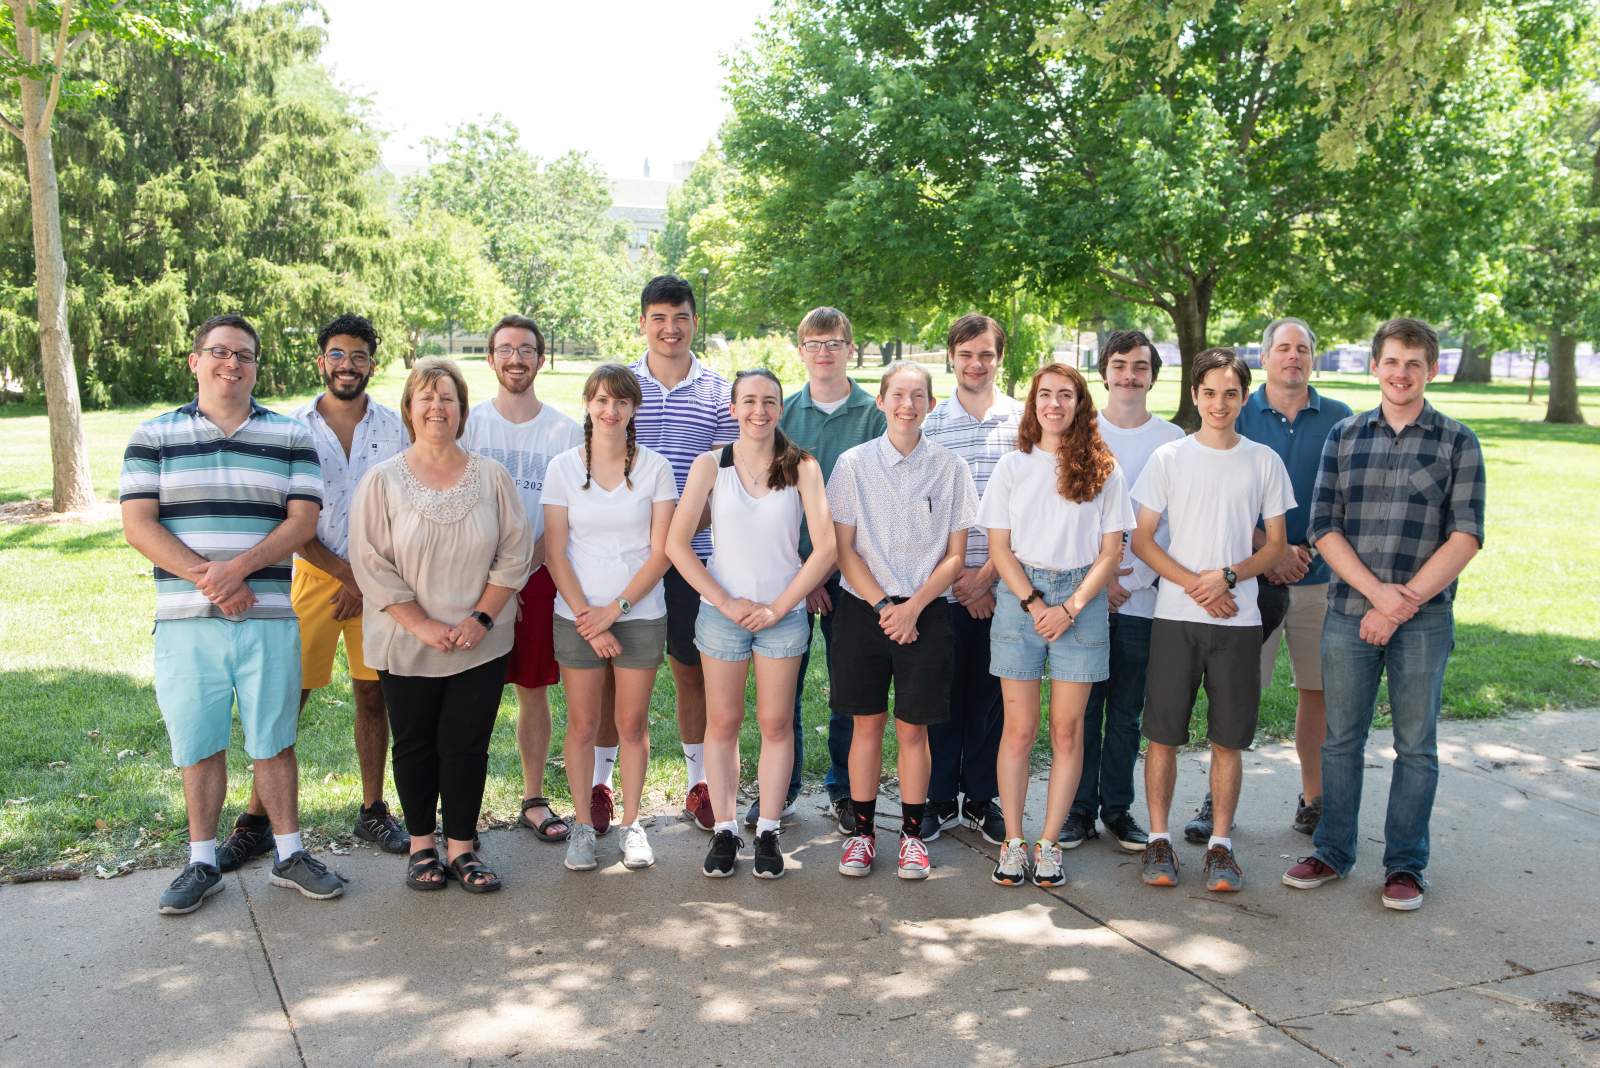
[1,360,1597,873]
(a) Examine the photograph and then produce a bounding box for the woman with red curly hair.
[978,363,1134,888]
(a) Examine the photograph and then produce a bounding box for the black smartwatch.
[470,610,494,631]
[872,596,893,613]
[1222,566,1238,590]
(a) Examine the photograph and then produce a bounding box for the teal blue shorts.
[153,617,301,767]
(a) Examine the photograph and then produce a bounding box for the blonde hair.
[877,359,934,399]
[400,357,469,441]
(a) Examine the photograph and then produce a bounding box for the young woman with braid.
[542,365,678,872]
[667,368,836,879]
[980,363,1134,887]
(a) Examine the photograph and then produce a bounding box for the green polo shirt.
[781,380,887,558]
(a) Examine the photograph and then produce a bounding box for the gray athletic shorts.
[1142,618,1263,750]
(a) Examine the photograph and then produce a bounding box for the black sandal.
[517,796,571,842]
[446,850,502,894]
[405,848,447,891]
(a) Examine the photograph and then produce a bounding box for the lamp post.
[698,266,710,354]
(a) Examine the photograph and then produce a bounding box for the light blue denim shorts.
[694,601,811,662]
[990,564,1110,683]
[153,616,301,767]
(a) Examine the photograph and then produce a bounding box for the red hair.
[1017,363,1115,503]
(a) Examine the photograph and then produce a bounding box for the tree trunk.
[1545,329,1585,424]
[1168,283,1212,431]
[1452,331,1492,383]
[20,55,95,511]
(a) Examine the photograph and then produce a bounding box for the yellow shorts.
[292,558,377,687]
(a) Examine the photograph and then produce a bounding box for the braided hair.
[580,363,645,491]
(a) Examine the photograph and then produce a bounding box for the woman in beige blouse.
[350,358,532,893]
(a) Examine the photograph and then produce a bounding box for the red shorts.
[505,566,559,689]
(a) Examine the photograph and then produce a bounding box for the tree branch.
[0,110,22,140]
[40,0,73,130]
[66,0,123,52]
[1236,40,1270,158]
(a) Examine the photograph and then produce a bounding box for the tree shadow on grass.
[0,522,125,554]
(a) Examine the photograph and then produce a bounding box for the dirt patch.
[0,497,120,525]
[1541,988,1600,1040]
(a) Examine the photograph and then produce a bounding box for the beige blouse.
[350,452,533,677]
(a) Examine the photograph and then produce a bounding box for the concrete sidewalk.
[5,710,1598,1067]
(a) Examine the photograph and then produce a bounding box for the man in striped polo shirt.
[121,314,345,915]
[591,276,736,833]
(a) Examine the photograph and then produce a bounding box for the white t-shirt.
[541,445,678,621]
[811,394,848,415]
[977,447,1134,572]
[461,400,583,543]
[1098,413,1186,619]
[1130,434,1295,627]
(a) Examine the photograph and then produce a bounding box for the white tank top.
[705,444,804,605]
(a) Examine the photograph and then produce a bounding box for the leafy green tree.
[393,207,512,366]
[659,142,728,275]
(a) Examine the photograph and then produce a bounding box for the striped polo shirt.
[922,391,1023,590]
[630,353,737,558]
[120,399,323,621]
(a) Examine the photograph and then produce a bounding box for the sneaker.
[216,814,272,872]
[1203,844,1244,893]
[1032,840,1065,887]
[908,810,940,844]
[897,833,930,880]
[932,800,961,832]
[1060,812,1098,850]
[1382,872,1425,911]
[353,801,408,854]
[838,833,876,876]
[1141,838,1180,887]
[157,861,223,915]
[684,781,715,832]
[1183,794,1214,844]
[752,829,785,879]
[564,823,598,871]
[963,798,1007,846]
[1282,855,1340,890]
[269,850,346,900]
[1104,811,1150,852]
[832,796,854,836]
[703,829,742,878]
[743,794,800,828]
[590,784,614,837]
[991,838,1030,886]
[620,823,654,870]
[1292,794,1323,836]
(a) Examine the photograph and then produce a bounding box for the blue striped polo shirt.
[120,399,323,621]
[630,354,737,558]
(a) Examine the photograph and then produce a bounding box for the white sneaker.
[621,822,654,870]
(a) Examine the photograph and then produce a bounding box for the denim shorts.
[990,564,1110,683]
[694,601,811,661]
[153,617,301,767]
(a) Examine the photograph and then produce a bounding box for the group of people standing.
[121,274,1483,918]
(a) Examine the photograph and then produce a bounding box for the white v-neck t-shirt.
[461,399,583,543]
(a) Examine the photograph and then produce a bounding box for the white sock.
[713,819,738,835]
[682,743,706,787]
[1149,831,1172,844]
[189,838,217,868]
[756,816,781,836]
[1208,835,1233,852]
[273,830,304,861]
[593,745,619,790]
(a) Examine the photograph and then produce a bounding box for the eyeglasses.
[492,344,539,359]
[199,345,258,365]
[800,339,848,354]
[322,349,372,369]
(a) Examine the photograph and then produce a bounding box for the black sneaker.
[1104,811,1150,852]
[932,800,961,833]
[963,798,1006,845]
[907,810,940,843]
[832,796,854,836]
[752,829,785,879]
[216,814,272,872]
[1292,794,1322,836]
[157,861,223,915]
[1060,812,1098,850]
[354,800,409,854]
[702,830,742,878]
[743,793,800,829]
[1183,793,1214,844]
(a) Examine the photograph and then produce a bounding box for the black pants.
[378,654,508,842]
[927,601,1002,805]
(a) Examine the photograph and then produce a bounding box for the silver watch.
[616,596,632,617]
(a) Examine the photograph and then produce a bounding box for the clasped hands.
[1359,582,1424,647]
[407,614,489,654]
[1185,569,1238,619]
[1026,597,1077,642]
[188,559,255,617]
[719,596,781,635]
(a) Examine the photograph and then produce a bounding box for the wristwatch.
[1019,588,1046,610]
[470,610,494,630]
[1222,566,1238,590]
[616,596,632,617]
[873,596,893,613]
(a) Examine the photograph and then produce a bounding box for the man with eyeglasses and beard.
[461,314,583,844]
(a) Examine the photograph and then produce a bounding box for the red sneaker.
[897,833,930,880]
[589,784,614,837]
[1282,856,1340,890]
[838,833,876,876]
[1382,872,1425,911]
[684,781,715,832]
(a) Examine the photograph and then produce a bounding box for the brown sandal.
[517,796,571,842]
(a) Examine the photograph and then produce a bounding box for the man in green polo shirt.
[748,307,887,832]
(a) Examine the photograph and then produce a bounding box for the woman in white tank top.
[668,369,837,879]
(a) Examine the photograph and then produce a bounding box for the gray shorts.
[1142,618,1262,751]
[553,615,667,672]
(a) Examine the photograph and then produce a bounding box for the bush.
[707,333,806,389]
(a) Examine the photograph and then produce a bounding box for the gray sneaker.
[620,823,654,870]
[743,793,799,828]
[158,861,223,915]
[269,851,346,900]
[564,822,598,871]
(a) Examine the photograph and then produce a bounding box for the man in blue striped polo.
[121,314,345,915]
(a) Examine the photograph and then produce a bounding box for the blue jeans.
[1314,606,1454,880]
[789,576,850,802]
[1072,613,1152,822]
[927,601,1002,806]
